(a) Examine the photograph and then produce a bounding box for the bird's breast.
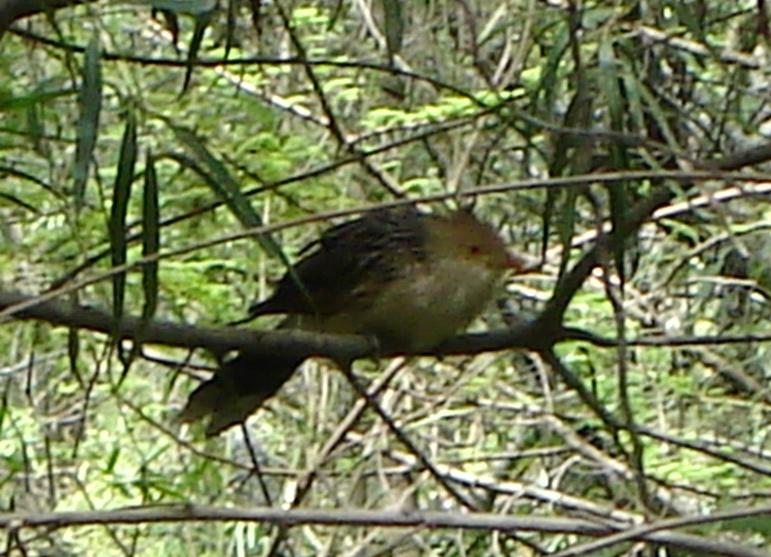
[318,257,502,351]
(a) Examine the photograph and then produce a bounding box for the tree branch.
[0,504,766,557]
[0,289,555,363]
[3,286,766,366]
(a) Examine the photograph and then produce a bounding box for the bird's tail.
[179,351,303,436]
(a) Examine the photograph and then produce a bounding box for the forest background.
[0,1,770,555]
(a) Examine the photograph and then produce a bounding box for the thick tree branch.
[0,289,555,363]
[0,289,373,362]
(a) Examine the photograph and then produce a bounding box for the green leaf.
[169,126,312,312]
[0,88,73,112]
[72,34,102,210]
[104,446,121,473]
[531,25,570,113]
[599,34,630,287]
[381,0,404,61]
[549,84,593,278]
[142,150,160,322]
[135,0,217,15]
[171,126,265,228]
[68,327,83,387]
[110,110,138,323]
[181,9,215,95]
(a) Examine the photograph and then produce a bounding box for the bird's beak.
[507,252,540,273]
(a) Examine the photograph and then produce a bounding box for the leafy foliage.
[0,0,769,555]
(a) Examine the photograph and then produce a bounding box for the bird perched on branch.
[180,206,528,436]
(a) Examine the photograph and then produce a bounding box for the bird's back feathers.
[248,206,428,318]
[182,206,516,435]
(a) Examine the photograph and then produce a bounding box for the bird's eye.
[469,245,481,254]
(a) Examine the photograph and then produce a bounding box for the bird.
[180,206,528,436]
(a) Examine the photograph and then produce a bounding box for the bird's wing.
[252,207,427,317]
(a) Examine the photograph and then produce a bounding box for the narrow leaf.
[72,35,102,209]
[381,0,404,61]
[142,150,160,322]
[169,127,309,308]
[551,84,593,279]
[171,126,263,230]
[0,88,74,112]
[68,327,83,387]
[599,35,630,287]
[145,0,216,15]
[182,9,215,95]
[110,111,138,323]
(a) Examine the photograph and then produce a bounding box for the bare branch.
[0,289,551,361]
[0,504,767,557]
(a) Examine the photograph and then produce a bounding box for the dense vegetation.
[0,1,769,555]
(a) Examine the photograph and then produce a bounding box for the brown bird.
[180,207,527,436]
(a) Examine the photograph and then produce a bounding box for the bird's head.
[428,210,530,273]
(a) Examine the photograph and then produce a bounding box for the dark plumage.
[180,207,524,436]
